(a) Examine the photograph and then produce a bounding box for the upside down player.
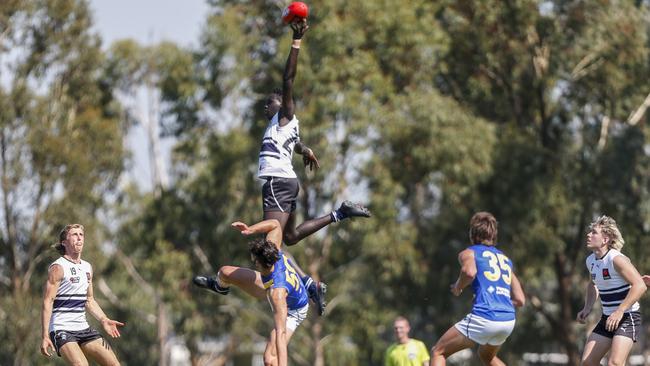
[194,219,308,366]
[430,212,525,366]
[256,18,370,315]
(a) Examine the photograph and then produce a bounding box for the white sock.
[216,271,230,288]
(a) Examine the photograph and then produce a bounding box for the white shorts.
[287,304,309,332]
[454,313,515,346]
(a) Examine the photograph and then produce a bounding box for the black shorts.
[262,177,299,213]
[592,312,641,342]
[50,328,102,356]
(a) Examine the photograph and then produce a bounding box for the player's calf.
[303,276,327,316]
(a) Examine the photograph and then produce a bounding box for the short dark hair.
[54,224,84,255]
[249,237,280,269]
[469,212,498,245]
[270,88,282,102]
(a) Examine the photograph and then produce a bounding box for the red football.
[282,2,309,24]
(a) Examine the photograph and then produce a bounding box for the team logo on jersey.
[602,268,611,280]
[70,277,80,283]
[86,272,91,282]
[71,268,76,275]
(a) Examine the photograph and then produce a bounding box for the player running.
[430,212,525,366]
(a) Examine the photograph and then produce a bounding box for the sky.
[88,0,210,190]
[89,0,209,47]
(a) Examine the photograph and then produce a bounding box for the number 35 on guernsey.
[482,251,512,285]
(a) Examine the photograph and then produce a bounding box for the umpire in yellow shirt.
[385,316,430,366]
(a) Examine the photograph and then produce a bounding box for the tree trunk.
[158,301,169,366]
[554,252,581,366]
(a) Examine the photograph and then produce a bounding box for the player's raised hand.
[101,318,124,338]
[291,18,308,39]
[576,308,590,324]
[40,337,54,357]
[303,148,320,171]
[232,221,253,235]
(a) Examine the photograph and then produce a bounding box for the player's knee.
[218,266,236,279]
[430,344,445,357]
[263,351,276,366]
[607,360,625,366]
[478,353,494,365]
[282,232,299,246]
[68,362,88,366]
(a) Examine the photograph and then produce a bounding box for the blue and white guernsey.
[586,249,640,315]
[261,251,308,310]
[49,257,92,332]
[258,113,300,179]
[469,244,516,322]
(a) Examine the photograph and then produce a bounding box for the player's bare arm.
[232,219,282,249]
[41,264,63,357]
[576,282,598,323]
[451,249,476,296]
[85,273,124,338]
[279,19,308,126]
[294,141,320,171]
[605,255,647,331]
[510,273,526,307]
[643,274,650,287]
[270,288,289,366]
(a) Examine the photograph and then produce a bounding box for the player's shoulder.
[50,256,66,267]
[609,250,631,266]
[80,259,93,271]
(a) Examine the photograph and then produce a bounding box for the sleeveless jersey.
[261,251,308,310]
[469,244,516,321]
[49,257,92,332]
[258,113,300,179]
[586,249,640,315]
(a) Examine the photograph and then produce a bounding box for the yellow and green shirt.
[385,339,430,366]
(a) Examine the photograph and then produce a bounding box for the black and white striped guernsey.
[586,249,640,316]
[49,257,92,332]
[258,112,300,179]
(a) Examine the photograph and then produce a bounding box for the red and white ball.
[282,2,309,24]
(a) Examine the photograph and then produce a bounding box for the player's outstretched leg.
[193,266,266,299]
[303,276,327,316]
[282,201,371,246]
[193,275,230,295]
